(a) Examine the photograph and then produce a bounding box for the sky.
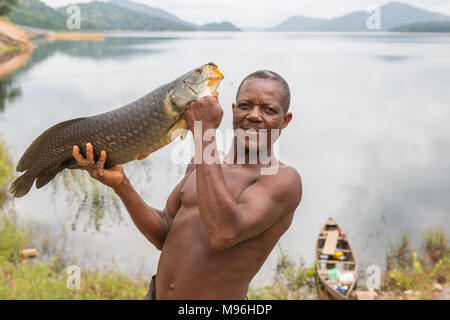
[41,0,450,28]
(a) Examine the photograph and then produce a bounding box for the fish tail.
[36,165,65,189]
[16,117,86,172]
[10,174,34,198]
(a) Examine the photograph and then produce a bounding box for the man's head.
[236,70,291,113]
[232,70,293,152]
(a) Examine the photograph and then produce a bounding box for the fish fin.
[167,117,188,141]
[10,174,34,198]
[36,165,64,189]
[17,117,86,172]
[136,153,150,161]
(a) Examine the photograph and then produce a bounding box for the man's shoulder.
[249,164,302,217]
[257,164,302,199]
[261,163,301,184]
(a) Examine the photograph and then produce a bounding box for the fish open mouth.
[205,64,224,92]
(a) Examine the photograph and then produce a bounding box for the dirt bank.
[0,19,35,79]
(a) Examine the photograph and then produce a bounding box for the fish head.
[171,62,224,109]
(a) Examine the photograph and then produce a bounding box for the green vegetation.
[0,137,13,208]
[0,211,149,299]
[381,229,448,299]
[0,0,17,16]
[7,0,240,32]
[7,0,67,30]
[248,246,318,300]
[0,78,22,113]
[0,139,148,299]
[0,44,21,53]
[249,230,449,300]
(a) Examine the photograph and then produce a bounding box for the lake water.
[1,32,449,286]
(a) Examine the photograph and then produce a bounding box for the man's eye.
[266,107,276,113]
[238,104,250,109]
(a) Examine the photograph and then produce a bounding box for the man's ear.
[281,112,292,129]
[232,102,236,111]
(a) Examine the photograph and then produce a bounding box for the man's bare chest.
[179,166,260,209]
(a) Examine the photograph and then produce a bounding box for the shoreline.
[0,19,35,79]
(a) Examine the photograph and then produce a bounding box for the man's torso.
[155,163,294,299]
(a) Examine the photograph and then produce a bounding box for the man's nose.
[246,106,263,122]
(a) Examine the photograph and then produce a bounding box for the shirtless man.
[72,70,303,300]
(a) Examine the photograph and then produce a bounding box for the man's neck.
[223,141,277,167]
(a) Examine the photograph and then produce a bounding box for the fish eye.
[195,69,202,75]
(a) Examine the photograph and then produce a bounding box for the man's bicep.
[235,167,302,240]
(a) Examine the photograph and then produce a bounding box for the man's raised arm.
[183,96,302,250]
[72,143,187,250]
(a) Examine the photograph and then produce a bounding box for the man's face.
[232,78,292,152]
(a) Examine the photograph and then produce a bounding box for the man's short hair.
[236,70,291,113]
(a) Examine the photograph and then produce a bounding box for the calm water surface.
[1,32,449,285]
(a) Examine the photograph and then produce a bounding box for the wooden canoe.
[315,217,358,300]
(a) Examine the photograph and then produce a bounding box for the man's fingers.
[96,150,107,170]
[212,91,219,100]
[86,143,95,165]
[72,146,87,166]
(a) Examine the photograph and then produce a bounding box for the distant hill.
[110,0,241,31]
[57,2,193,31]
[7,0,66,30]
[108,0,196,29]
[8,0,239,32]
[391,21,450,32]
[8,0,195,31]
[268,16,325,31]
[269,1,450,31]
[198,21,241,31]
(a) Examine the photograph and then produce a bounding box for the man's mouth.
[238,128,269,137]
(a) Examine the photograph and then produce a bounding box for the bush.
[0,211,31,264]
[248,246,317,300]
[382,229,450,298]
[423,227,448,264]
[0,137,13,208]
[385,231,413,272]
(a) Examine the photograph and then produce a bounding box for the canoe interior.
[315,218,358,300]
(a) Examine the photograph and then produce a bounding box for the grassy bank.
[0,137,149,299]
[379,229,448,299]
[0,209,149,299]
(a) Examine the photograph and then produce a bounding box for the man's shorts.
[144,274,157,300]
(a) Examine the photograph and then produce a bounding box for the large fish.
[10,62,224,197]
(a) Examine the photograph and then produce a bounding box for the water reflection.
[19,36,179,73]
[376,55,411,62]
[0,77,21,113]
[49,158,159,232]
